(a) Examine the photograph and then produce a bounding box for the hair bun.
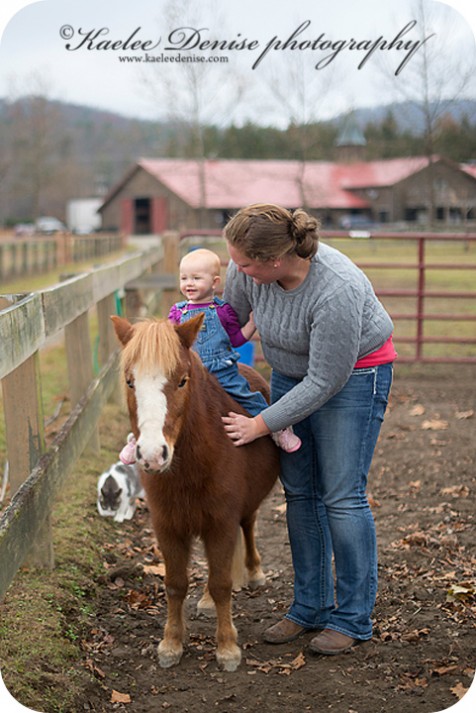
[290,209,320,258]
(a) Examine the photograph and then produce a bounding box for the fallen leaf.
[143,563,166,577]
[409,404,426,416]
[432,665,458,676]
[111,690,131,704]
[290,651,306,671]
[402,627,430,642]
[421,419,448,431]
[440,485,470,498]
[403,531,430,546]
[126,589,153,609]
[455,410,474,420]
[446,583,475,603]
[450,682,468,700]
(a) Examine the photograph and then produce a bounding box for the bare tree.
[379,0,476,225]
[256,33,341,211]
[141,0,247,227]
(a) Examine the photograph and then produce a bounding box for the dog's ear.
[175,313,205,349]
[111,315,135,346]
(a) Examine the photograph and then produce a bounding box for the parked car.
[35,216,66,235]
[14,223,36,237]
[339,214,376,230]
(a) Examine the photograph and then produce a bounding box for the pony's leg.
[241,512,266,589]
[197,529,246,617]
[157,532,191,668]
[204,532,241,672]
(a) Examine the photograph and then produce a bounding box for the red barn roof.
[101,156,454,212]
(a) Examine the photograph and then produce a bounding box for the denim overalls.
[176,297,267,416]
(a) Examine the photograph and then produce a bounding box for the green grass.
[0,399,132,712]
[0,247,129,296]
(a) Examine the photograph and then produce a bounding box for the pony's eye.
[126,377,134,389]
[178,376,188,388]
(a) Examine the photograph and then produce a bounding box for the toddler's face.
[180,260,219,303]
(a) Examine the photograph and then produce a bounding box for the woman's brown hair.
[224,204,320,261]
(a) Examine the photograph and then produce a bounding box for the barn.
[98,156,476,234]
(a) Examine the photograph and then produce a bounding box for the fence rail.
[0,238,178,599]
[180,229,476,364]
[0,233,125,282]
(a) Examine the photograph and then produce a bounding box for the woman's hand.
[222,412,270,446]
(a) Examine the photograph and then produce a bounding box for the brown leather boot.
[309,628,357,655]
[263,618,308,644]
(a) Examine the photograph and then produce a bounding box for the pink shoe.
[119,433,137,464]
[272,427,301,453]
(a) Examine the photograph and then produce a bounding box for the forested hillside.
[0,96,475,225]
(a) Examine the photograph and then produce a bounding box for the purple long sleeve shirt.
[168,301,248,347]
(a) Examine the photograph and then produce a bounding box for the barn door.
[152,197,168,233]
[120,199,134,235]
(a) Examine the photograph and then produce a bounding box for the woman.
[221,204,395,655]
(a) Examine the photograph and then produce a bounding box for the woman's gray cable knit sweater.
[223,242,394,433]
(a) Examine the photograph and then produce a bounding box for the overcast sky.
[0,0,475,127]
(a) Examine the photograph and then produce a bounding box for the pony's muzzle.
[136,440,172,473]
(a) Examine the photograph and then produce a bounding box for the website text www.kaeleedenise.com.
[118,53,229,64]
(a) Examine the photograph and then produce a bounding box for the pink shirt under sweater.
[354,335,397,368]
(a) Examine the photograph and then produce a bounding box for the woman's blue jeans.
[271,363,393,640]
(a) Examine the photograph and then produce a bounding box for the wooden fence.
[0,234,178,599]
[0,233,125,282]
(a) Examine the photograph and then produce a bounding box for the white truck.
[66,199,102,234]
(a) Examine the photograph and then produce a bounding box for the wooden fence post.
[97,294,121,404]
[65,312,101,454]
[0,297,53,568]
[160,231,180,315]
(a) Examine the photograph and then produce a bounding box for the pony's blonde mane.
[121,319,181,376]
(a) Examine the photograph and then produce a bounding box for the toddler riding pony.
[111,314,279,671]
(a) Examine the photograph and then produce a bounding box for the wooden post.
[65,312,100,453]
[97,294,117,367]
[1,295,53,568]
[97,294,121,404]
[160,231,180,316]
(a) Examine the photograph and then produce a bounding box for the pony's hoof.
[197,594,216,618]
[157,641,183,668]
[248,569,266,590]
[216,646,242,672]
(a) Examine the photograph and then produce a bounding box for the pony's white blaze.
[134,369,173,471]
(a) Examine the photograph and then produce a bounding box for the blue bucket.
[236,341,255,366]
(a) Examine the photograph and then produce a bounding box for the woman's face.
[227,243,278,285]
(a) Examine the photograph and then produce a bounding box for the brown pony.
[111,314,279,671]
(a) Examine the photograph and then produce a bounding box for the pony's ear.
[111,315,134,346]
[175,313,205,349]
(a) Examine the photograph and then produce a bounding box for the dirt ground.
[72,364,475,713]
